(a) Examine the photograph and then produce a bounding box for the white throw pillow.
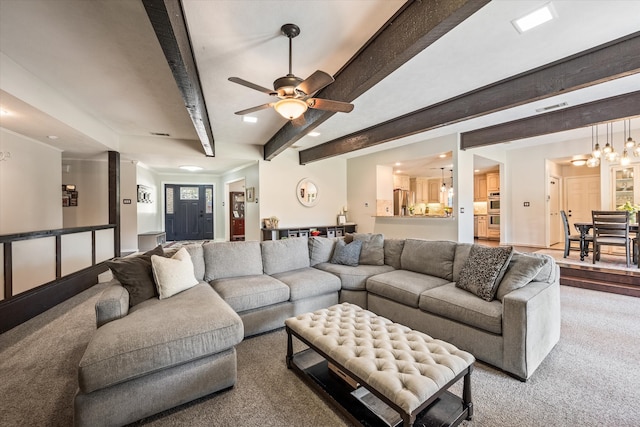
[151,247,199,299]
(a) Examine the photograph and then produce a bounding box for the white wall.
[0,128,62,233]
[61,158,108,228]
[120,160,138,252]
[136,164,162,234]
[260,149,347,230]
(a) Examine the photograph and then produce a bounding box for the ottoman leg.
[286,326,293,369]
[463,365,473,420]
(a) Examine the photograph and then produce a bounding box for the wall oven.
[488,192,500,214]
[489,214,500,229]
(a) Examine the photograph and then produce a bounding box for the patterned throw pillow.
[106,245,165,306]
[456,245,514,301]
[330,239,363,267]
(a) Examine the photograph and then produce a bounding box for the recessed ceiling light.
[308,131,321,137]
[571,159,587,167]
[0,109,10,116]
[439,154,446,158]
[512,3,556,33]
[179,165,203,172]
[242,116,258,123]
[47,135,59,140]
[395,170,403,174]
[395,162,402,166]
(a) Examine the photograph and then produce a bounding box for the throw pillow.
[495,252,547,301]
[330,239,363,267]
[151,247,199,299]
[308,236,336,266]
[456,245,514,301]
[106,245,164,307]
[346,233,384,265]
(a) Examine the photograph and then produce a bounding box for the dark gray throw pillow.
[456,245,514,302]
[106,245,165,307]
[330,239,362,267]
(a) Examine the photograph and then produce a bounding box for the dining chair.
[560,210,590,258]
[591,210,631,267]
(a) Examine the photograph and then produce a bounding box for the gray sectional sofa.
[75,235,561,426]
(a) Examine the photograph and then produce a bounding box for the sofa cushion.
[106,245,164,307]
[531,253,556,283]
[308,236,336,266]
[78,283,243,393]
[456,245,514,302]
[331,239,362,267]
[271,267,341,301]
[211,275,290,313]
[400,239,456,281]
[419,282,503,335]
[452,243,473,283]
[151,248,199,299]
[163,244,205,281]
[261,237,310,275]
[366,270,450,308]
[314,263,395,291]
[203,241,263,281]
[495,251,547,301]
[383,239,405,269]
[346,233,384,265]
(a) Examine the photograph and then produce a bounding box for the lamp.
[440,168,446,192]
[620,119,630,165]
[571,159,587,166]
[274,98,307,120]
[604,122,619,162]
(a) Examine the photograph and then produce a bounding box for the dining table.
[574,222,639,266]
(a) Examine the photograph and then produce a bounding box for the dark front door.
[165,184,214,241]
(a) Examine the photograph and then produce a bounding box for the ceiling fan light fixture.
[274,98,307,120]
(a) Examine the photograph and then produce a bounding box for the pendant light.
[440,168,446,192]
[605,122,619,162]
[592,124,602,158]
[586,126,600,168]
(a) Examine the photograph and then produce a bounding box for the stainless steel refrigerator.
[393,189,409,216]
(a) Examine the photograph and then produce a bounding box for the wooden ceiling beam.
[300,31,640,164]
[460,91,640,149]
[263,0,491,161]
[142,0,215,156]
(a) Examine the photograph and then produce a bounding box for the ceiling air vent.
[535,102,568,113]
[150,132,170,137]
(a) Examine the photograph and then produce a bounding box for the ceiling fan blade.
[234,103,274,115]
[296,70,334,96]
[308,98,354,113]
[228,77,277,96]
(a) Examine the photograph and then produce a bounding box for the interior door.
[565,176,601,224]
[230,191,245,241]
[549,176,561,245]
[165,185,214,241]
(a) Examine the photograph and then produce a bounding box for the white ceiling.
[1,0,639,175]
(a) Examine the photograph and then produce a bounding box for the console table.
[138,231,166,251]
[262,223,356,241]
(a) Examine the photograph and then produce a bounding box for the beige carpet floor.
[1,284,639,426]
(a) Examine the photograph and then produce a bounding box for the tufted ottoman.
[285,303,475,427]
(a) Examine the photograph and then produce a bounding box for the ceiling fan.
[228,23,354,121]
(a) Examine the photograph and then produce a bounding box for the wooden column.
[108,151,121,257]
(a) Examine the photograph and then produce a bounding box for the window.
[180,187,199,200]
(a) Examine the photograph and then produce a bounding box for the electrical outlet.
[524,202,530,207]
[365,202,369,207]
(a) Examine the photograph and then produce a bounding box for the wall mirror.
[296,178,319,207]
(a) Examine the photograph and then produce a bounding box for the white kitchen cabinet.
[428,179,442,203]
[474,174,487,201]
[486,172,500,193]
[393,174,410,191]
[477,215,488,239]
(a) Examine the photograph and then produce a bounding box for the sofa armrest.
[502,273,561,380]
[95,281,129,328]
